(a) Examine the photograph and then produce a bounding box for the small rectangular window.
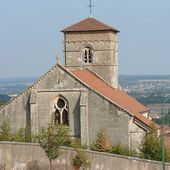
[83,47,93,64]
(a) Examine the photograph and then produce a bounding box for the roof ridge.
[0,64,59,112]
[62,17,119,33]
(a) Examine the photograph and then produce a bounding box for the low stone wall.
[0,142,170,170]
[0,142,49,170]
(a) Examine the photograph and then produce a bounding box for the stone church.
[0,17,155,149]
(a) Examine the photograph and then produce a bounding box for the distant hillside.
[119,75,170,87]
[0,94,11,102]
[0,77,36,95]
[0,77,36,86]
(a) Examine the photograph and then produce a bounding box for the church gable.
[34,64,82,90]
[0,63,85,132]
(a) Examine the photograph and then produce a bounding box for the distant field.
[119,75,170,86]
[119,75,170,105]
[0,77,36,95]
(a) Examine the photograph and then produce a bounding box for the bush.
[72,155,83,169]
[0,119,12,141]
[90,129,112,152]
[140,124,170,162]
[90,129,137,157]
[13,128,26,142]
[111,144,137,157]
[71,138,87,149]
[0,119,29,142]
[71,139,90,170]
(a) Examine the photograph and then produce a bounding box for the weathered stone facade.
[64,31,118,88]
[0,17,153,150]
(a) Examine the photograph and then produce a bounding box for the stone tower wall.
[64,31,118,88]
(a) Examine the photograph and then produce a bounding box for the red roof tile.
[71,69,156,128]
[62,17,119,33]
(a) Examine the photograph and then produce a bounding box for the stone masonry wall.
[88,91,131,146]
[0,90,31,132]
[35,90,81,137]
[0,142,170,170]
[0,64,84,133]
[64,31,118,88]
[129,119,146,150]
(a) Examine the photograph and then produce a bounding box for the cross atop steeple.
[88,0,94,17]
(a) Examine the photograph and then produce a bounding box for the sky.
[0,0,170,78]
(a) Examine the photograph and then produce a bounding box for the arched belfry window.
[53,97,69,126]
[83,47,93,63]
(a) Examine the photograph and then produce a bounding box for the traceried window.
[53,97,69,126]
[83,47,93,63]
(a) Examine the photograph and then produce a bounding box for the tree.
[140,124,170,162]
[90,129,112,152]
[155,114,170,125]
[35,124,71,170]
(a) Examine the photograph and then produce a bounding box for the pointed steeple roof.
[61,17,119,33]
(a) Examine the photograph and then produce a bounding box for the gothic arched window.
[53,97,69,126]
[83,47,93,63]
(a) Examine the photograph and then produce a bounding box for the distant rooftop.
[62,17,119,33]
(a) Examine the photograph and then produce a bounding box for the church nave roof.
[71,69,157,129]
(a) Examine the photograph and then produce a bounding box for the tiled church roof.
[71,69,156,128]
[62,17,119,33]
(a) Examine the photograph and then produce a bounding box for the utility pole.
[161,98,166,170]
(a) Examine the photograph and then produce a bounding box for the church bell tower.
[62,17,119,88]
